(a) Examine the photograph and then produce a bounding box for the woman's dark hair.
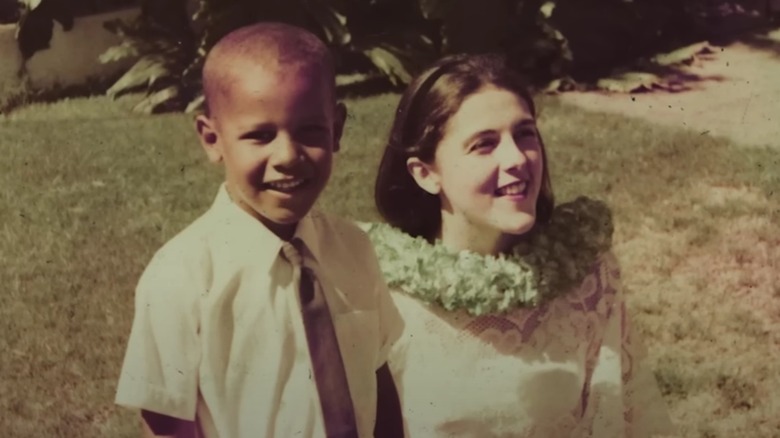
[375,53,555,241]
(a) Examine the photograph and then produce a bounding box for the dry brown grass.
[617,184,780,436]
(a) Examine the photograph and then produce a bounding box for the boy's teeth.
[267,179,304,190]
[498,181,527,196]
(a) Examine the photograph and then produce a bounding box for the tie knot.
[281,238,305,267]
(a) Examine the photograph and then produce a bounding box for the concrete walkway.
[558,27,780,149]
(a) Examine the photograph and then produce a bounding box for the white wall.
[0,7,139,94]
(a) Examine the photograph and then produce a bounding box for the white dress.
[388,252,674,437]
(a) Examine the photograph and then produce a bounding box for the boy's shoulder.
[308,210,373,249]
[143,203,222,275]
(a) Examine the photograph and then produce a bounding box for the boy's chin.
[251,206,313,239]
[258,214,303,240]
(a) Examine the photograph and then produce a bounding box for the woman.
[362,54,673,436]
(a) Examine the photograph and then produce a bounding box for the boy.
[115,22,405,438]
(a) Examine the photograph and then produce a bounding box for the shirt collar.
[211,183,323,264]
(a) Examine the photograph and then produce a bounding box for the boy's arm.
[116,247,202,436]
[374,362,404,438]
[356,224,406,437]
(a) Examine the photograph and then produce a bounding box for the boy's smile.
[262,178,308,192]
[197,62,346,239]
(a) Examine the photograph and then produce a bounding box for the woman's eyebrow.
[516,119,537,128]
[462,129,496,146]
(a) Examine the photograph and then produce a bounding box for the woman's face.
[410,85,544,252]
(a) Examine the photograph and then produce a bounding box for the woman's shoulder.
[551,249,622,315]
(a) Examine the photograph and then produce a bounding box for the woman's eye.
[470,139,496,152]
[515,128,538,139]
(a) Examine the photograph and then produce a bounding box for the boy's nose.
[272,134,302,166]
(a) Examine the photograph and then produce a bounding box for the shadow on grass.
[735,26,780,57]
[633,64,728,93]
[336,75,402,100]
[0,73,119,115]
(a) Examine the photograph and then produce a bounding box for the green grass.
[1,91,779,437]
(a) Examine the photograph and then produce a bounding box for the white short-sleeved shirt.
[115,184,404,438]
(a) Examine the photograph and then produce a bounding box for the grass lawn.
[1,90,778,437]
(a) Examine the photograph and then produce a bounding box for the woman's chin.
[498,213,537,236]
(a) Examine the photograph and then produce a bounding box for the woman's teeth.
[496,181,528,196]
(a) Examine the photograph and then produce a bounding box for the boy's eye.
[300,125,328,135]
[295,125,330,145]
[243,129,277,144]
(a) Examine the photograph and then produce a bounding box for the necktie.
[281,239,359,438]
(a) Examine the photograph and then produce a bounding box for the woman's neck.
[438,211,517,256]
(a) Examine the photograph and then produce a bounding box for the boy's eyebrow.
[298,117,329,126]
[238,122,276,138]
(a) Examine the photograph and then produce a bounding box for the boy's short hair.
[201,22,336,116]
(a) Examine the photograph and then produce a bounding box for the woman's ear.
[406,157,441,195]
[195,115,222,163]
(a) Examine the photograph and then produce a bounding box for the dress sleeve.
[586,252,674,437]
[115,247,202,420]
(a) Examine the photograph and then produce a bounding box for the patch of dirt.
[558,27,780,149]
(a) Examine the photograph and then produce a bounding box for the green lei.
[360,197,614,316]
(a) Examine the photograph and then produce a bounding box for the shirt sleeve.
[360,233,405,369]
[587,252,675,437]
[115,246,202,420]
[375,275,405,369]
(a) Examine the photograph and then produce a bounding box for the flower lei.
[360,197,614,316]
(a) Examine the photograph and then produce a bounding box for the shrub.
[99,0,770,114]
[0,0,21,24]
[99,0,436,113]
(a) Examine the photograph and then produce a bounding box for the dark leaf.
[361,45,415,86]
[106,55,173,98]
[185,94,205,114]
[99,40,140,64]
[132,85,180,114]
[354,27,434,85]
[304,0,351,46]
[418,0,449,20]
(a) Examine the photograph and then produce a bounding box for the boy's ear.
[195,114,222,163]
[332,102,347,153]
[406,157,441,195]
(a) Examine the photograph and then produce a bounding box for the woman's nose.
[496,136,528,171]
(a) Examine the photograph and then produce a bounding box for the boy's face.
[197,63,346,239]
